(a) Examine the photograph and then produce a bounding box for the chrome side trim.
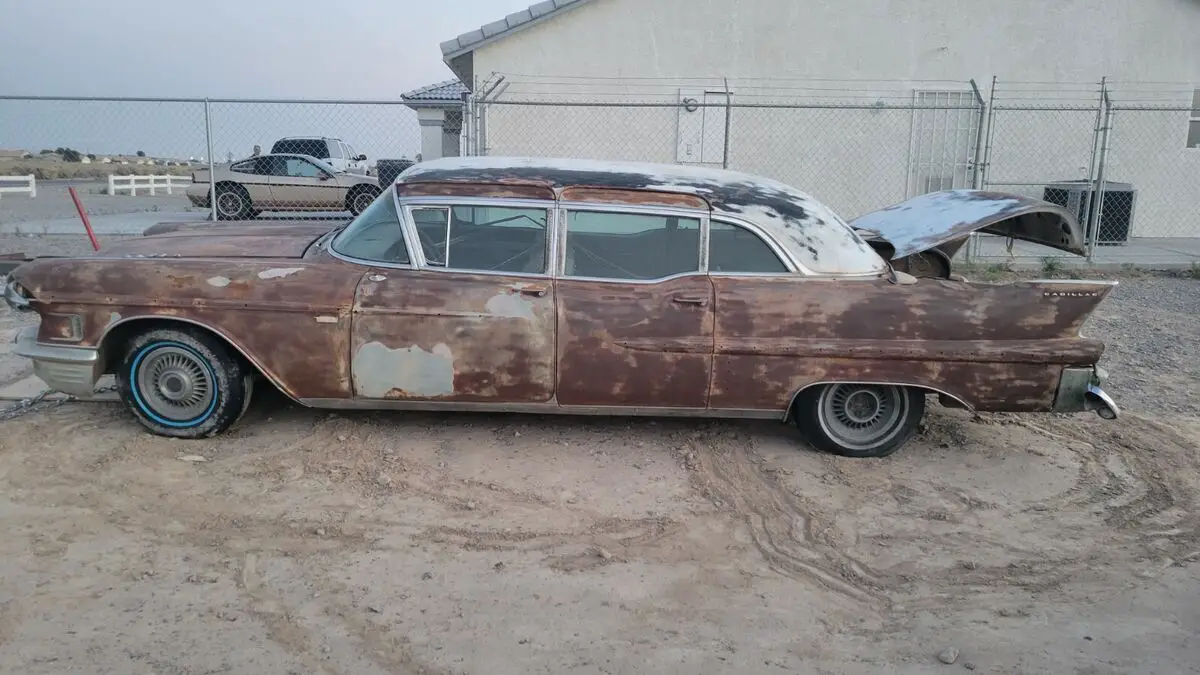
[98,315,301,403]
[783,380,975,421]
[296,397,781,420]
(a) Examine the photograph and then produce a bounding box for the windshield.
[329,186,409,264]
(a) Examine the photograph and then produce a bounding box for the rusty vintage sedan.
[4,157,1119,457]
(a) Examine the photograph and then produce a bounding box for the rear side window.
[708,221,789,273]
[270,139,330,159]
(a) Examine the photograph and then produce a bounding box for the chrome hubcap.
[217,192,242,215]
[136,346,215,422]
[817,384,908,451]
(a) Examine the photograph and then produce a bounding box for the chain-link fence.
[472,77,1200,267]
[0,96,420,226]
[3,80,1198,267]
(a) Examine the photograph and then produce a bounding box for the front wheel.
[792,383,925,458]
[116,327,254,438]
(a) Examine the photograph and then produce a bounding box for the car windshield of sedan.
[330,189,409,264]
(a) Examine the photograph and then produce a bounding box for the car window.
[271,139,329,159]
[260,156,288,176]
[328,141,345,160]
[230,159,259,175]
[708,221,790,273]
[413,205,548,275]
[346,144,358,160]
[284,158,324,178]
[330,189,409,264]
[564,211,701,280]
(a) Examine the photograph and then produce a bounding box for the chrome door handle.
[367,274,386,282]
[671,295,708,306]
[510,284,547,298]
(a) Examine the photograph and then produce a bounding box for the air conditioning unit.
[1043,180,1136,246]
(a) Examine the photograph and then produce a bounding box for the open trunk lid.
[850,190,1086,260]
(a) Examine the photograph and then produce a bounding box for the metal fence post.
[722,77,732,170]
[204,98,216,221]
[1087,80,1113,263]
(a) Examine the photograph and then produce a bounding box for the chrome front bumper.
[12,326,101,397]
[1054,366,1119,420]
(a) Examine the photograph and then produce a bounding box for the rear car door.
[555,206,714,409]
[268,156,345,210]
[349,197,557,402]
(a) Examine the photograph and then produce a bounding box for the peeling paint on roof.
[440,0,597,59]
[400,156,888,277]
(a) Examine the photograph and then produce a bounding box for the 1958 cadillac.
[3,157,1119,458]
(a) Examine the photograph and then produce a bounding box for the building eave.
[439,0,597,62]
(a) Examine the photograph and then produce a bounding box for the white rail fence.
[108,174,191,196]
[0,175,36,201]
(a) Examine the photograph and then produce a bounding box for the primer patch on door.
[257,267,304,280]
[353,341,454,398]
[485,293,536,321]
[207,276,232,288]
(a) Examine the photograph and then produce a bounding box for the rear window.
[270,139,330,159]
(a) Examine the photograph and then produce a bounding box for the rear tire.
[792,383,925,458]
[348,186,380,216]
[214,184,253,220]
[116,326,254,439]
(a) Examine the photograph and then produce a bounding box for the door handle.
[510,284,548,298]
[671,295,709,307]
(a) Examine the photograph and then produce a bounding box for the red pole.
[67,186,101,251]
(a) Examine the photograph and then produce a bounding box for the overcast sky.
[0,0,536,98]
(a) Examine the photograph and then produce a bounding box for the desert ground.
[0,234,1196,674]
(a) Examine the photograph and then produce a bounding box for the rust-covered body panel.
[11,252,363,399]
[351,270,556,402]
[556,276,714,408]
[709,276,1113,412]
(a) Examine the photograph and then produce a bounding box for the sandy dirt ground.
[0,239,1196,674]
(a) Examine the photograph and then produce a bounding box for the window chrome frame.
[326,187,416,270]
[557,201,711,284]
[400,195,558,280]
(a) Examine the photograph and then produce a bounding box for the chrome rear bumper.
[1054,366,1118,420]
[12,326,101,397]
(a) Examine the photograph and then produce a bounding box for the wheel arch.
[99,315,300,403]
[783,380,974,422]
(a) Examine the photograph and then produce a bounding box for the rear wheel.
[215,184,253,220]
[348,186,380,216]
[116,327,254,438]
[792,383,925,458]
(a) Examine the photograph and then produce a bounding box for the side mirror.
[356,154,367,161]
[318,173,332,181]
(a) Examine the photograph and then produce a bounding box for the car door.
[267,156,344,210]
[229,157,272,205]
[349,197,557,403]
[555,206,714,409]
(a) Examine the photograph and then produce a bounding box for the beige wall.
[467,0,1200,237]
